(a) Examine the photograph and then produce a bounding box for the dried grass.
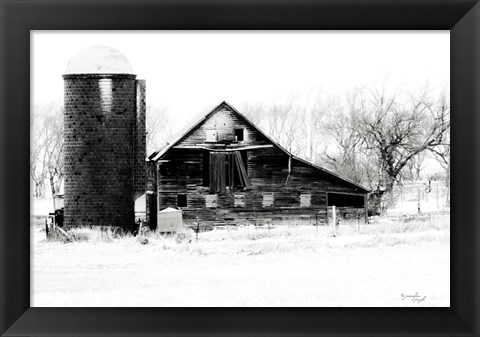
[41,213,449,256]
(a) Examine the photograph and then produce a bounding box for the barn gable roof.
[149,101,370,193]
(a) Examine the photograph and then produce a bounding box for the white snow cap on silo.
[65,45,135,75]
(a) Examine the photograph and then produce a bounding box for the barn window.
[234,194,246,207]
[205,129,217,142]
[205,194,217,208]
[235,128,244,142]
[209,151,250,193]
[159,160,175,178]
[177,194,187,207]
[300,194,311,207]
[262,193,274,207]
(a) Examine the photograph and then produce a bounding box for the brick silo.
[63,46,146,230]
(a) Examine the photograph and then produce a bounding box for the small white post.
[332,205,336,236]
[417,188,421,214]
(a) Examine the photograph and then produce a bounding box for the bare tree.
[146,104,171,155]
[321,94,369,186]
[317,85,449,213]
[242,102,300,154]
[31,111,47,197]
[402,151,427,181]
[242,94,328,161]
[428,125,450,205]
[291,94,328,163]
[268,103,299,154]
[31,102,64,199]
[344,86,449,212]
[359,88,448,189]
[241,102,265,126]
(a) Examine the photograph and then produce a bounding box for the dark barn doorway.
[327,192,365,207]
[327,192,367,223]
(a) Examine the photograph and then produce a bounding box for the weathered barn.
[147,102,369,229]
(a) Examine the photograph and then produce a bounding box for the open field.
[31,211,449,307]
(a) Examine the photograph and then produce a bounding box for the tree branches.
[31,102,64,198]
[146,104,171,155]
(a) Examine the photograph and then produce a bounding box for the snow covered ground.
[30,212,449,307]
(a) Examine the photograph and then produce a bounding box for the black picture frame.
[1,0,478,336]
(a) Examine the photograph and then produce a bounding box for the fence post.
[364,194,368,224]
[332,205,336,236]
[417,188,421,214]
[196,217,200,242]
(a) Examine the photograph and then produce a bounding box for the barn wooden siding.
[151,103,367,228]
[179,106,270,147]
[155,147,365,226]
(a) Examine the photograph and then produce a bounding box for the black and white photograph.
[30,31,450,307]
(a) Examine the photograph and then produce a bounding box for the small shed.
[157,207,183,233]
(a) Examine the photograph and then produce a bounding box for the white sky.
[32,31,449,132]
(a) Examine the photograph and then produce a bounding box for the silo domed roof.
[65,45,135,75]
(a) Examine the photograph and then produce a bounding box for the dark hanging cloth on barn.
[210,152,226,193]
[234,151,251,189]
[209,151,251,193]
